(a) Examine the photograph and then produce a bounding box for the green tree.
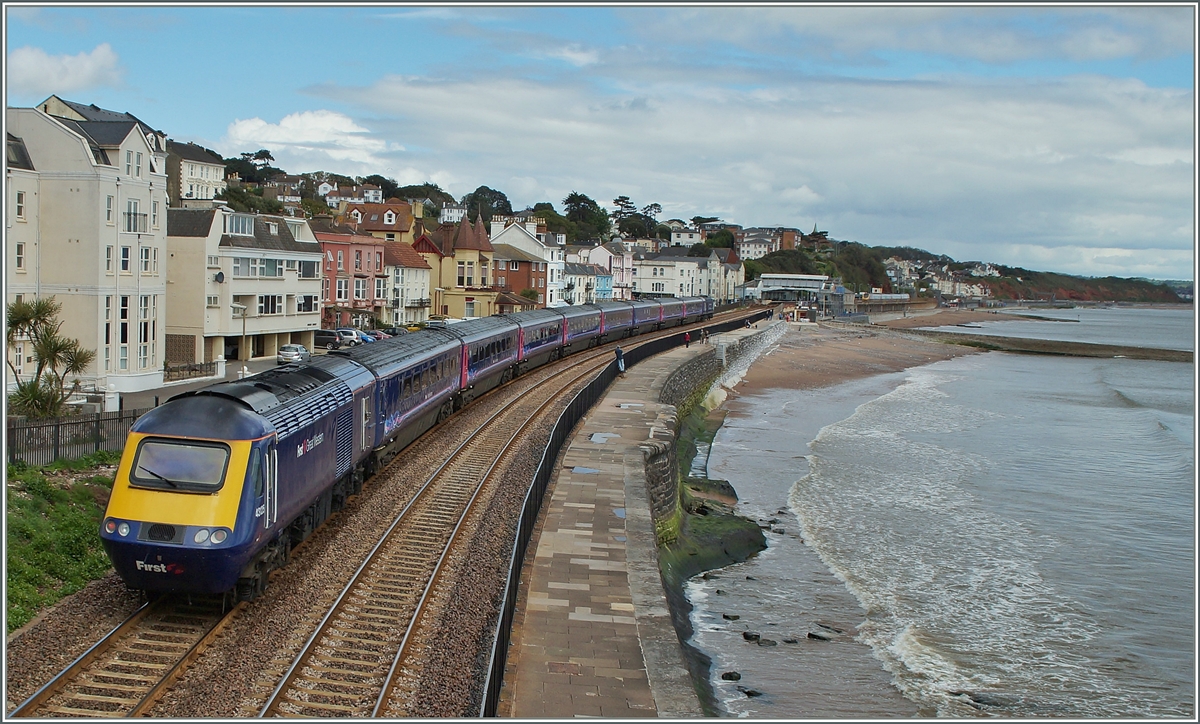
[563,192,611,242]
[360,174,399,200]
[395,183,456,209]
[460,185,513,223]
[532,202,573,238]
[691,215,719,228]
[216,185,284,214]
[704,229,735,248]
[7,298,97,419]
[519,288,539,301]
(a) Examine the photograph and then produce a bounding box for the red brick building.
[310,215,388,328]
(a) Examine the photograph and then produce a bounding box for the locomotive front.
[101,394,275,595]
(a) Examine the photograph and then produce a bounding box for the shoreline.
[678,322,981,716]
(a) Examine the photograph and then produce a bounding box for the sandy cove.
[734,321,980,394]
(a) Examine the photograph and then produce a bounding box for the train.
[100,297,716,600]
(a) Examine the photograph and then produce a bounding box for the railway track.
[8,595,243,718]
[258,351,613,717]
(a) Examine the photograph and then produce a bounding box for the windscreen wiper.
[138,466,179,488]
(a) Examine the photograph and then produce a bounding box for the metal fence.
[7,408,152,466]
[164,361,218,382]
[479,311,767,716]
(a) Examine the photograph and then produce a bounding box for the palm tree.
[6,297,96,418]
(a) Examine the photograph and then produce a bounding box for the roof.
[383,241,430,269]
[348,201,412,234]
[219,214,322,254]
[38,96,165,154]
[490,243,543,263]
[564,262,596,276]
[6,133,34,170]
[167,140,224,164]
[428,216,493,255]
[713,247,740,264]
[167,208,216,237]
[495,290,538,308]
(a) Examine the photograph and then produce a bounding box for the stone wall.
[642,322,787,544]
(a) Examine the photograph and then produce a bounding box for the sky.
[5,3,1196,281]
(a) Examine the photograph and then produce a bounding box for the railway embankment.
[500,321,785,718]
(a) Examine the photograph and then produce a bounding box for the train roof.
[499,308,562,326]
[439,316,519,344]
[131,394,274,440]
[332,329,461,377]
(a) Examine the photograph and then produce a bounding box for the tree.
[610,195,660,238]
[460,185,513,223]
[563,192,611,242]
[532,202,573,238]
[519,288,539,301]
[395,183,456,210]
[360,174,398,200]
[691,215,719,228]
[251,149,275,168]
[216,185,283,214]
[704,229,735,248]
[6,298,96,419]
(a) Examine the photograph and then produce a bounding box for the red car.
[367,330,392,340]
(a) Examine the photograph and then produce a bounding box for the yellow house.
[412,216,499,319]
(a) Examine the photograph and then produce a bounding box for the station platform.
[497,332,760,717]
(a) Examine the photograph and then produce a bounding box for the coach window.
[251,448,264,498]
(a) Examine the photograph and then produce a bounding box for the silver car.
[277,344,312,365]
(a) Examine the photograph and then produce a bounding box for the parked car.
[335,329,361,346]
[381,327,409,337]
[313,330,342,350]
[355,330,376,344]
[277,344,312,365]
[367,330,391,340]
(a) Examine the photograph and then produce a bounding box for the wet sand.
[735,322,980,394]
[873,307,1015,330]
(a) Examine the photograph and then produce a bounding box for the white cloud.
[540,44,600,67]
[5,43,123,96]
[220,110,402,178]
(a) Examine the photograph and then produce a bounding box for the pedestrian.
[615,345,625,374]
[684,331,690,348]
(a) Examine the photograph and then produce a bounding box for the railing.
[163,360,217,382]
[122,212,148,233]
[479,311,766,716]
[7,407,153,466]
[407,298,431,308]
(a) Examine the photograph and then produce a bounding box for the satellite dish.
[215,272,225,283]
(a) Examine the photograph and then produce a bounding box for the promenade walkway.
[498,333,759,717]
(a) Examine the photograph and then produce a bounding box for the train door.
[258,442,278,530]
[360,396,373,452]
[267,441,278,528]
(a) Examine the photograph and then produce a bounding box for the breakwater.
[896,327,1192,362]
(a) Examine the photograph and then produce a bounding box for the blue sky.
[6,4,1196,280]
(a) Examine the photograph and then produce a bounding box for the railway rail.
[8,595,243,718]
[259,351,613,717]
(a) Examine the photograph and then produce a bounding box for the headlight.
[117,522,130,537]
[210,529,228,544]
[193,529,210,544]
[104,519,117,534]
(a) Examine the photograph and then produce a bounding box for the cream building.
[166,208,323,362]
[7,98,170,394]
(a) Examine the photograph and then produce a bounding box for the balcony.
[406,298,431,308]
[123,212,148,233]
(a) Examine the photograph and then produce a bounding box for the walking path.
[498,335,756,717]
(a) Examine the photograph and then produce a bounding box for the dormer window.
[384,211,395,225]
[267,222,278,235]
[225,214,255,236]
[352,210,362,223]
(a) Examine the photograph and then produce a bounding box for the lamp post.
[231,303,248,364]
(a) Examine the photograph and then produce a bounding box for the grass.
[6,450,121,634]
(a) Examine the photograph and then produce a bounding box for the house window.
[206,295,219,307]
[355,251,362,270]
[322,278,330,301]
[106,246,114,273]
[385,233,395,241]
[15,242,25,270]
[267,222,278,235]
[232,257,252,277]
[336,279,348,301]
[140,246,151,272]
[376,251,382,269]
[298,260,318,278]
[260,258,283,277]
[285,259,297,270]
[225,214,254,235]
[457,262,466,287]
[120,246,131,273]
[107,195,114,223]
[464,301,475,318]
[297,295,319,312]
[337,250,344,271]
[258,295,283,315]
[384,211,395,225]
[510,261,519,271]
[15,190,25,219]
[207,255,220,267]
[135,152,142,177]
[124,199,145,232]
[496,260,506,271]
[125,150,132,175]
[375,278,386,299]
[497,276,505,287]
[354,278,366,300]
[151,200,159,228]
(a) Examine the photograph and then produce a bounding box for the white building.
[383,242,432,326]
[7,97,170,395]
[166,140,227,206]
[490,215,566,307]
[439,201,467,225]
[166,208,324,362]
[670,229,702,246]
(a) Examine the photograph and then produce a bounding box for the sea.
[686,307,1195,718]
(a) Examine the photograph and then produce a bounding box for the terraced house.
[165,207,323,363]
[309,215,388,329]
[6,96,170,394]
[413,216,498,319]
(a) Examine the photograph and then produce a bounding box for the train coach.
[100,296,716,600]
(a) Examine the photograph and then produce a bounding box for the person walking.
[684,331,691,348]
[615,345,625,374]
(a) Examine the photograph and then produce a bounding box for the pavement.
[496,337,751,718]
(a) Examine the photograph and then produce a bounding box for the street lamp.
[231,303,248,363]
